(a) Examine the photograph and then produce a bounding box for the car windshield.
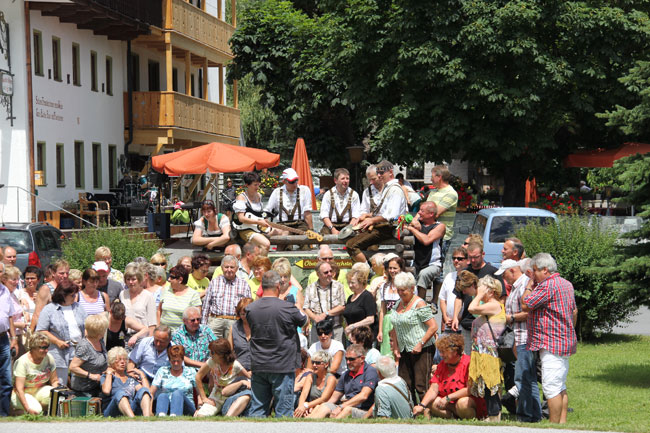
[489,216,555,243]
[0,230,34,254]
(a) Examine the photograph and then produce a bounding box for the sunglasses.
[202,200,215,206]
[312,361,326,366]
[317,330,331,336]
[187,318,200,323]
[452,256,466,261]
[286,179,298,184]
[168,275,182,281]
[152,262,167,266]
[38,345,49,350]
[345,356,360,362]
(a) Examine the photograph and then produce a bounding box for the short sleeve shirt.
[160,287,202,330]
[427,184,458,241]
[205,358,244,404]
[13,352,56,393]
[152,365,197,399]
[194,214,230,236]
[334,362,379,410]
[264,185,313,221]
[70,338,108,392]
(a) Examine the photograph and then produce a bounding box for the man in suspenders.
[264,167,314,234]
[346,160,408,263]
[360,165,383,215]
[320,168,361,235]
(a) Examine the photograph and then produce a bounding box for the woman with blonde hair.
[294,350,337,417]
[343,269,377,342]
[1,266,28,357]
[101,346,152,417]
[95,246,124,283]
[69,314,109,396]
[10,332,59,415]
[119,266,156,347]
[467,275,506,421]
[272,258,304,309]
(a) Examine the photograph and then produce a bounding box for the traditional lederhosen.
[278,187,308,230]
[321,187,353,234]
[367,185,378,214]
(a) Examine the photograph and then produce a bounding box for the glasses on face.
[321,270,333,275]
[168,275,182,281]
[317,330,331,336]
[187,318,200,323]
[345,356,360,362]
[312,361,326,366]
[202,200,215,206]
[152,262,167,266]
[38,345,49,350]
[452,256,466,261]
[286,179,298,184]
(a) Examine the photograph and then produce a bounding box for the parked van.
[459,207,557,266]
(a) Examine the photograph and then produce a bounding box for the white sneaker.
[157,413,167,417]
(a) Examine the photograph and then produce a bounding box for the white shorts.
[540,349,569,399]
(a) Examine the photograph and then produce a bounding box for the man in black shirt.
[451,241,499,354]
[246,270,308,417]
[408,201,446,302]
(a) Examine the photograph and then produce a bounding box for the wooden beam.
[231,0,236,27]
[199,174,216,201]
[165,38,173,92]
[185,52,192,96]
[203,58,209,100]
[233,79,238,109]
[218,65,224,105]
[217,0,222,20]
[185,175,202,201]
[163,0,172,29]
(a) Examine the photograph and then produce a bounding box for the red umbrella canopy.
[563,142,650,168]
[291,137,317,210]
[152,142,280,176]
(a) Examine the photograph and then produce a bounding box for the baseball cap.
[92,261,110,273]
[494,259,520,275]
[281,168,299,182]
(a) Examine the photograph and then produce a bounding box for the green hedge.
[516,216,624,340]
[61,223,163,272]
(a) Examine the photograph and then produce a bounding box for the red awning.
[563,142,650,168]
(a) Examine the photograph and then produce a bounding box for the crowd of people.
[0,161,577,424]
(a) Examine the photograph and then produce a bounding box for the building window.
[71,43,81,86]
[108,145,117,189]
[92,143,102,189]
[190,73,195,97]
[105,56,113,95]
[74,141,85,189]
[148,60,160,91]
[33,31,43,76]
[130,53,140,91]
[90,51,98,91]
[52,37,62,81]
[198,69,203,99]
[56,143,65,187]
[36,141,47,185]
[172,68,178,92]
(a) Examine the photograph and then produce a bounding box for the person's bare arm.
[339,386,373,409]
[305,212,314,231]
[30,285,51,332]
[329,350,344,375]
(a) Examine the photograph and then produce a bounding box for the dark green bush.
[62,223,163,272]
[516,216,626,340]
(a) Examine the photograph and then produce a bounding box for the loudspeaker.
[148,213,170,239]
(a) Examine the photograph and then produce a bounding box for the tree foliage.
[230,0,650,202]
[516,216,621,339]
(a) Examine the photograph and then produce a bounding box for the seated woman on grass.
[101,347,152,417]
[412,333,486,420]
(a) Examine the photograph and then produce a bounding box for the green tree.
[516,217,621,339]
[230,0,650,202]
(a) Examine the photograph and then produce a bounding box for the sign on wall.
[0,11,15,126]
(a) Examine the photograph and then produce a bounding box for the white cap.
[383,253,399,264]
[92,261,110,273]
[281,168,299,181]
[494,259,520,275]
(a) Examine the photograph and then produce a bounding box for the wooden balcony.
[128,91,240,146]
[166,0,234,57]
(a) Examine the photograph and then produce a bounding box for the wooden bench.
[78,193,111,226]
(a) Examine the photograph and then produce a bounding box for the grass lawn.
[4,334,650,432]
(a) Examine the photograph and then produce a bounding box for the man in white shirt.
[320,168,360,235]
[264,167,314,234]
[360,165,383,215]
[346,160,408,263]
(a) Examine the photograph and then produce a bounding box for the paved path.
[0,421,622,433]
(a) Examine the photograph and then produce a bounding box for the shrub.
[516,216,626,340]
[62,223,163,272]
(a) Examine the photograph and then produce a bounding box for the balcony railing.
[130,91,240,139]
[91,0,162,27]
[166,0,234,55]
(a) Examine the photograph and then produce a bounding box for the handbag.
[485,316,516,363]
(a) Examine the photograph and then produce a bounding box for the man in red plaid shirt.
[521,253,577,424]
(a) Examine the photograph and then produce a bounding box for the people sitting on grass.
[101,346,152,417]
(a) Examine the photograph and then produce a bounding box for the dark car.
[0,222,65,271]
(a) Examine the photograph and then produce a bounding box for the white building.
[0,0,239,224]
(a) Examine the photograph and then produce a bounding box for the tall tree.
[230,1,650,200]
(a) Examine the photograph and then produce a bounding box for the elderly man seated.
[171,307,216,369]
[307,344,378,419]
[128,325,172,383]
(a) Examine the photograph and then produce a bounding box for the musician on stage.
[360,165,383,215]
[232,172,279,251]
[346,160,408,263]
[319,168,361,235]
[264,168,314,235]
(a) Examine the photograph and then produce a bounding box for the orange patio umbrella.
[525,177,538,207]
[563,142,650,168]
[291,137,317,210]
[152,142,280,176]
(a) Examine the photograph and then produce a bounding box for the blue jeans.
[249,372,295,418]
[156,389,196,416]
[0,334,12,416]
[104,387,151,417]
[221,389,252,416]
[515,344,542,422]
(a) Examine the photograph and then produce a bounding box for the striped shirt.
[201,276,251,323]
[427,185,457,241]
[160,287,202,330]
[77,291,106,316]
[524,273,577,357]
[390,299,435,352]
[505,273,529,346]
